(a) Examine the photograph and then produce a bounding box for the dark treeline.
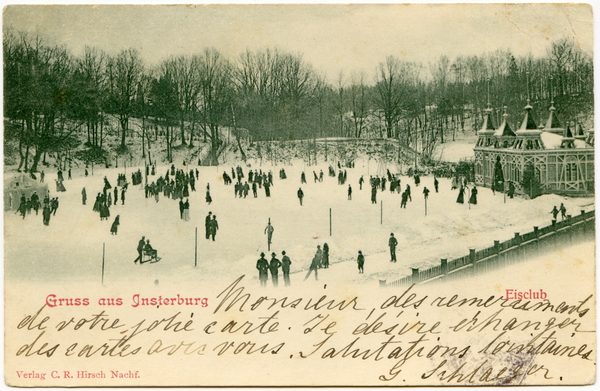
[4,29,593,171]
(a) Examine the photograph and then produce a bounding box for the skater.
[560,203,567,220]
[179,199,184,219]
[85,168,88,177]
[183,199,190,221]
[389,233,398,262]
[252,182,258,198]
[456,186,465,204]
[359,176,364,190]
[81,187,87,205]
[468,186,478,205]
[550,206,559,220]
[42,204,51,226]
[31,192,40,215]
[304,254,320,281]
[508,182,515,199]
[319,170,324,182]
[264,181,271,197]
[348,185,352,200]
[205,212,212,239]
[322,243,329,268]
[371,185,377,204]
[121,188,126,205]
[51,197,59,216]
[297,187,304,206]
[313,171,318,183]
[301,172,306,184]
[451,176,458,190]
[40,170,45,183]
[434,177,439,193]
[423,187,430,200]
[205,189,212,205]
[134,236,145,264]
[401,191,408,208]
[282,251,292,287]
[264,221,274,250]
[315,245,323,268]
[357,251,365,274]
[210,215,219,241]
[114,187,118,205]
[256,253,269,287]
[405,184,412,201]
[269,253,282,288]
[68,168,72,180]
[110,215,120,235]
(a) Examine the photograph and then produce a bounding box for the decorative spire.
[486,78,492,111]
[525,71,532,109]
[549,75,555,110]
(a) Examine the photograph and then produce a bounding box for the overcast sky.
[3,3,593,83]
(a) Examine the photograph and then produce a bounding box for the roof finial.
[526,71,531,108]
[549,75,555,110]
[503,105,508,117]
[486,77,491,110]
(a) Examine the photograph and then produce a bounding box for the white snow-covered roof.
[540,132,591,150]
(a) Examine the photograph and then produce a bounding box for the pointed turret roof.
[516,103,541,135]
[495,106,515,137]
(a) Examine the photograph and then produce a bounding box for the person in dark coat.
[252,182,258,198]
[357,251,365,273]
[269,252,282,288]
[17,194,26,219]
[42,204,51,226]
[550,206,559,220]
[401,191,408,208]
[68,168,72,180]
[423,187,430,200]
[456,186,465,204]
[205,189,212,204]
[134,236,145,264]
[110,215,120,235]
[434,177,439,193]
[322,243,329,268]
[348,185,352,200]
[80,187,87,205]
[304,254,320,281]
[389,233,398,262]
[508,182,515,199]
[300,172,306,184]
[256,253,269,287]
[51,197,59,216]
[281,251,292,286]
[179,199,184,219]
[121,188,126,205]
[114,187,119,204]
[468,186,478,205]
[31,192,40,215]
[210,215,219,241]
[405,184,412,201]
[560,203,567,220]
[264,182,271,197]
[205,212,212,239]
[297,188,304,205]
[371,185,377,204]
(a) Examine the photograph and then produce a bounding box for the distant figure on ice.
[400,191,408,208]
[81,188,87,205]
[68,169,72,180]
[297,188,304,206]
[322,243,329,269]
[145,240,157,260]
[315,245,323,268]
[560,203,567,220]
[179,199,184,219]
[304,254,320,281]
[269,252,282,288]
[319,170,324,182]
[389,233,398,263]
[405,184,412,201]
[414,174,420,186]
[205,212,212,239]
[183,199,190,221]
[371,185,377,204]
[550,206,559,220]
[58,169,64,182]
[348,185,352,200]
[42,203,51,226]
[252,182,258,198]
[85,168,88,177]
[121,188,126,205]
[423,187,430,200]
[264,221,274,250]
[456,186,465,204]
[210,215,219,241]
[468,186,478,205]
[313,171,318,183]
[264,181,271,197]
[301,172,306,184]
[508,182,515,199]
[40,170,45,183]
[134,236,145,264]
[282,251,292,286]
[359,176,364,190]
[256,253,269,287]
[451,177,458,190]
[110,215,120,235]
[357,250,365,274]
[434,177,439,193]
[205,189,212,205]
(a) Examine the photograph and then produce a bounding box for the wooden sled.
[141,250,161,264]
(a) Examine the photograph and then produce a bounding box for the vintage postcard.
[3,3,596,387]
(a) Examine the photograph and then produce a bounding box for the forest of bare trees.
[4,29,594,171]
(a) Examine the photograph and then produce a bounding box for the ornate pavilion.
[473,89,594,196]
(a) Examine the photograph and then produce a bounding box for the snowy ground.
[4,157,594,289]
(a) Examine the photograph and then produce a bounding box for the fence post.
[533,226,539,253]
[411,268,420,285]
[514,232,523,263]
[566,215,573,244]
[441,259,448,276]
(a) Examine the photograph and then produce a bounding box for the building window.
[565,162,578,182]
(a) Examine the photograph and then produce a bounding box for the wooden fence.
[384,209,595,288]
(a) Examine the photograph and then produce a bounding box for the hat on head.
[260,252,265,257]
[272,252,276,256]
[282,251,286,255]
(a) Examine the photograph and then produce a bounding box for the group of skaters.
[204,211,219,241]
[451,176,478,205]
[90,176,127,223]
[16,192,58,226]
[224,165,276,199]
[550,203,568,220]
[255,243,330,287]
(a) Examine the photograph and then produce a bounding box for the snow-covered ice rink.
[4,158,594,289]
